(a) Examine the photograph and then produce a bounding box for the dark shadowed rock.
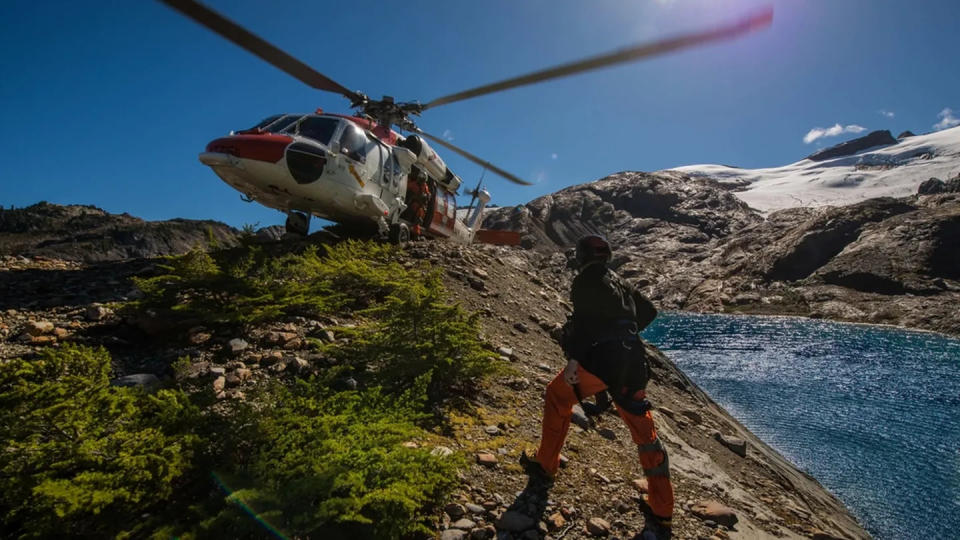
[761,198,915,282]
[814,199,960,292]
[919,178,946,195]
[918,176,960,195]
[0,202,241,262]
[897,130,916,139]
[807,130,898,162]
[496,511,535,532]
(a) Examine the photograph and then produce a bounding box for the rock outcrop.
[917,175,960,195]
[484,170,960,336]
[0,202,241,262]
[806,130,898,162]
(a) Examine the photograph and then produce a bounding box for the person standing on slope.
[523,235,674,540]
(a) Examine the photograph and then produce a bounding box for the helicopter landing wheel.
[388,222,410,245]
[285,211,310,236]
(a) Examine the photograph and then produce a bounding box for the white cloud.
[879,110,895,119]
[551,153,558,160]
[803,123,867,144]
[934,108,960,131]
[442,129,454,141]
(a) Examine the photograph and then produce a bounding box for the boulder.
[690,500,738,528]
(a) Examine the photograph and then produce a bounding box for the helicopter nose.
[205,133,293,163]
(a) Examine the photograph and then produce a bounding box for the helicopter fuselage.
[198,112,488,242]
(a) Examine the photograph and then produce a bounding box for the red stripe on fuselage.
[328,114,399,146]
[205,133,293,163]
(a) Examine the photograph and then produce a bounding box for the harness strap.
[637,437,663,454]
[639,438,671,478]
[616,396,652,416]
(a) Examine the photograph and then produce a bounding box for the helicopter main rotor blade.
[160,0,361,102]
[416,130,533,186]
[423,7,773,111]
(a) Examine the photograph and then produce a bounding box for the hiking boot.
[519,451,554,484]
[637,521,672,540]
[635,496,672,540]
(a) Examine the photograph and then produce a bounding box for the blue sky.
[1,0,958,228]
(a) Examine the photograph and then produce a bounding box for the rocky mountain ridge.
[483,170,960,337]
[0,201,242,262]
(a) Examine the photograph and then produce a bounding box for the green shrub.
[115,239,499,536]
[326,271,498,402]
[195,379,460,539]
[0,345,200,538]
[130,240,411,328]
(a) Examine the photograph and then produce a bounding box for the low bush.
[218,377,461,538]
[130,240,412,327]
[325,271,498,402]
[0,345,200,538]
[27,240,500,538]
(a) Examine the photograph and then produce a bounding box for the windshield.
[245,114,302,133]
[247,114,283,131]
[285,116,340,145]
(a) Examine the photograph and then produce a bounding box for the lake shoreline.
[646,312,960,540]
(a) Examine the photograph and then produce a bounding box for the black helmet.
[575,235,612,268]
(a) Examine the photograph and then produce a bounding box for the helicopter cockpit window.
[338,125,368,163]
[263,114,300,133]
[291,116,339,146]
[248,114,283,131]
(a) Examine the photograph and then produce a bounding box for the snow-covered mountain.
[669,125,960,212]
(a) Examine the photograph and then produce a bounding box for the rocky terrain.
[483,170,960,337]
[0,201,242,262]
[0,234,868,539]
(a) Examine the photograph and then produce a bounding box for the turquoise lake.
[642,312,960,540]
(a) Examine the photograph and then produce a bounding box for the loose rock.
[85,305,111,321]
[451,518,477,530]
[713,432,748,458]
[440,529,467,540]
[476,453,498,467]
[546,512,566,531]
[228,338,248,354]
[690,500,738,528]
[586,517,611,536]
[25,320,54,336]
[445,503,467,519]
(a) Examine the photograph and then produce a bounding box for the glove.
[563,359,580,386]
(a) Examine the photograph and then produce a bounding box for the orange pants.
[535,365,674,519]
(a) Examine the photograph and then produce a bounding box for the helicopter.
[161,0,772,243]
